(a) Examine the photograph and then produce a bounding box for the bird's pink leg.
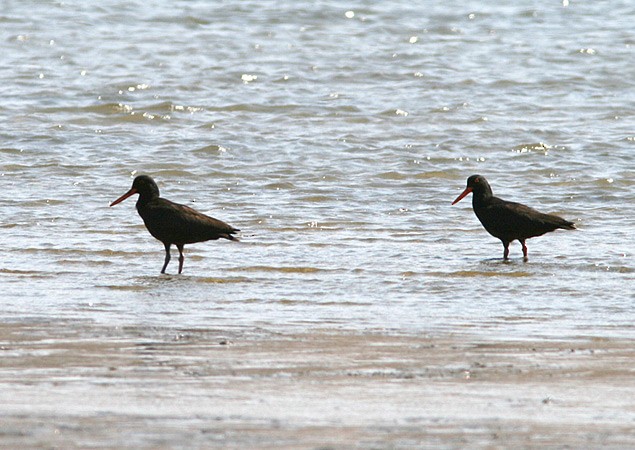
[161,242,171,274]
[520,240,528,261]
[177,244,185,274]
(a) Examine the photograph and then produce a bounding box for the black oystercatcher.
[110,175,239,274]
[452,175,575,260]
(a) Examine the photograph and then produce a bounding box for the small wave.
[0,268,48,276]
[100,284,147,291]
[0,147,23,155]
[20,248,146,257]
[431,270,533,278]
[58,259,112,266]
[195,276,251,284]
[264,182,296,190]
[233,266,327,274]
[193,144,230,154]
[377,171,406,180]
[299,195,333,202]
[414,171,460,180]
[152,169,198,178]
[18,199,66,207]
[511,142,551,154]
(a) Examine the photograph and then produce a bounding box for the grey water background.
[1,0,634,339]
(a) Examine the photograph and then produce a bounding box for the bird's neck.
[135,193,159,210]
[472,186,494,208]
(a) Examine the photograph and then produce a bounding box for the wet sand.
[0,321,634,449]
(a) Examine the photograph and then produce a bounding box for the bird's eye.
[474,177,479,183]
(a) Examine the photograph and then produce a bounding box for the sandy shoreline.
[0,321,633,448]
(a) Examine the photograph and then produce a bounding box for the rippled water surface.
[1,0,634,339]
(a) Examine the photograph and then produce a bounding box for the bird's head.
[452,174,492,205]
[110,175,160,206]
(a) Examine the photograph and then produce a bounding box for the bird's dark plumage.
[452,175,575,260]
[110,175,239,274]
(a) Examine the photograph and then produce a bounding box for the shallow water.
[2,2,635,339]
[2,0,635,341]
[2,2,635,447]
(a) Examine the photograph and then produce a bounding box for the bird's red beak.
[452,187,473,205]
[110,188,137,207]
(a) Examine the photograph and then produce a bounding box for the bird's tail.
[560,221,576,230]
[222,228,240,241]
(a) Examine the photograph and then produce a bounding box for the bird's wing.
[483,199,573,238]
[503,201,573,228]
[142,199,239,244]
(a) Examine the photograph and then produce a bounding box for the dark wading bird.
[452,175,575,260]
[110,175,239,274]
